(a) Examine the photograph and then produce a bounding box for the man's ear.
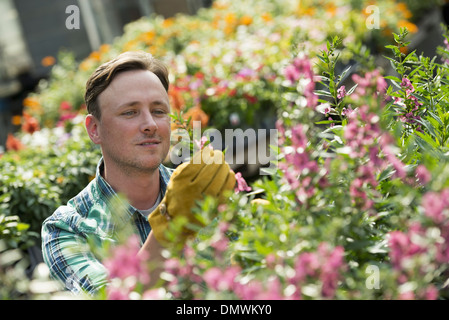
[85,114,101,144]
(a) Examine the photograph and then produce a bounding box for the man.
[41,51,235,295]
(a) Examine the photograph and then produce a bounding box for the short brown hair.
[84,51,169,120]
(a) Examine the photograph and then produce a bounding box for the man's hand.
[148,148,236,247]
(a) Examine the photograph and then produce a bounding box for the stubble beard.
[103,146,165,177]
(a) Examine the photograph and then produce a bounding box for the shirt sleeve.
[41,206,109,295]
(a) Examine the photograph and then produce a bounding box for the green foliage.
[0,123,101,235]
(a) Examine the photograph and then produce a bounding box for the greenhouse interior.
[1,0,449,301]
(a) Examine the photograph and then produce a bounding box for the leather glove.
[148,148,236,247]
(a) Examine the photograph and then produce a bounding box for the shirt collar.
[94,157,172,227]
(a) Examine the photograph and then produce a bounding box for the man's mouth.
[137,139,161,146]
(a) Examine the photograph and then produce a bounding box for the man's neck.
[102,162,161,211]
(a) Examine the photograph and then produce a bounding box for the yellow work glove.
[148,148,236,247]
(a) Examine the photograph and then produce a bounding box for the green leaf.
[346,83,358,96]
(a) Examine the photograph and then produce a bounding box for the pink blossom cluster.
[421,188,449,225]
[161,222,233,298]
[288,243,346,299]
[351,69,388,99]
[277,123,327,204]
[343,105,410,208]
[234,171,252,193]
[344,107,382,208]
[344,105,382,159]
[388,189,449,299]
[156,217,347,300]
[202,243,346,299]
[337,85,346,100]
[104,235,149,282]
[284,56,318,108]
[388,224,444,300]
[393,77,423,130]
[103,234,150,299]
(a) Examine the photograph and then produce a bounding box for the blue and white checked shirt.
[41,158,173,295]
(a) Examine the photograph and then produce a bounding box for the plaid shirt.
[41,158,173,295]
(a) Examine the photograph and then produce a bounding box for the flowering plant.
[97,31,449,300]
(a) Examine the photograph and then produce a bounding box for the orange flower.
[397,20,418,33]
[400,45,408,55]
[56,176,65,184]
[99,44,110,54]
[326,3,337,17]
[261,12,273,22]
[168,87,185,112]
[11,115,22,126]
[23,97,40,109]
[171,121,184,131]
[183,105,209,128]
[140,31,156,44]
[224,12,237,25]
[240,15,253,26]
[123,39,139,52]
[89,51,101,61]
[6,133,24,151]
[79,60,92,71]
[41,56,55,67]
[297,2,315,17]
[162,18,174,28]
[396,3,412,19]
[21,112,40,134]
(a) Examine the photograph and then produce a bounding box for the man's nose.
[140,110,158,134]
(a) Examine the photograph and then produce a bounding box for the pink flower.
[234,280,264,300]
[383,146,407,179]
[291,124,308,149]
[203,267,223,291]
[399,291,415,300]
[388,231,410,269]
[415,165,431,185]
[388,225,428,270]
[344,121,358,141]
[422,191,446,224]
[204,266,241,291]
[376,76,388,93]
[284,56,318,108]
[424,285,439,300]
[337,86,346,99]
[210,235,229,253]
[103,235,150,284]
[107,286,131,300]
[142,288,165,300]
[234,171,251,193]
[194,136,209,150]
[290,243,346,299]
[284,64,300,83]
[293,252,320,282]
[252,278,284,300]
[400,77,414,93]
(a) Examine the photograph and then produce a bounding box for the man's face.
[86,69,171,174]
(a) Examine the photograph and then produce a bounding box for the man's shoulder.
[42,178,110,233]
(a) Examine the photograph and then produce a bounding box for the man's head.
[85,51,169,120]
[84,51,172,175]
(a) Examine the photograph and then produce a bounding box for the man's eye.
[122,110,136,116]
